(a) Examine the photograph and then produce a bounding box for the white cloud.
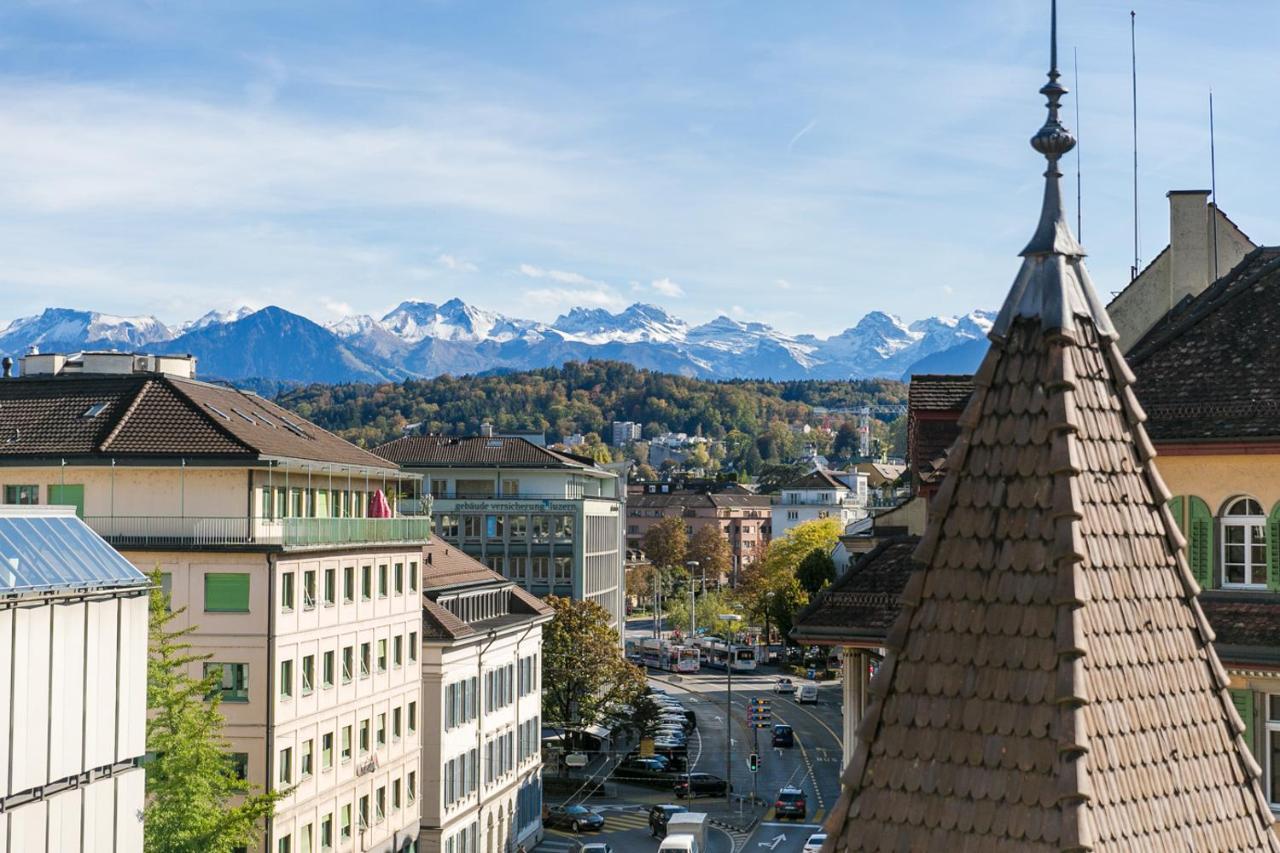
[518,263,600,286]
[776,278,792,290]
[650,277,684,298]
[438,253,478,272]
[523,286,627,315]
[320,297,353,317]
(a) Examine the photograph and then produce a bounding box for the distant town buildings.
[625,489,772,580]
[374,435,626,630]
[770,468,867,541]
[0,506,150,852]
[609,421,641,447]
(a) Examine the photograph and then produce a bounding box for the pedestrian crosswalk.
[535,808,652,850]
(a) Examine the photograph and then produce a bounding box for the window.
[303,570,317,609]
[204,662,249,702]
[278,835,292,853]
[280,659,294,699]
[321,732,333,770]
[554,556,572,580]
[377,639,387,672]
[392,778,402,810]
[358,795,369,829]
[463,515,483,539]
[408,770,417,804]
[1265,693,1280,809]
[301,739,313,778]
[320,814,333,851]
[281,572,295,612]
[378,564,388,598]
[359,718,370,753]
[3,485,38,505]
[409,631,418,663]
[341,725,352,761]
[360,642,371,677]
[376,713,386,747]
[437,514,459,539]
[409,701,417,734]
[410,560,419,592]
[340,804,352,840]
[342,646,353,683]
[228,752,249,780]
[393,635,403,668]
[375,786,386,823]
[279,746,293,785]
[486,515,504,540]
[323,651,335,688]
[502,478,520,496]
[394,562,404,595]
[343,566,354,603]
[361,566,372,600]
[392,706,403,740]
[205,573,250,612]
[1223,497,1268,588]
[301,655,315,695]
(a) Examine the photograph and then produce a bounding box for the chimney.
[1,357,11,379]
[480,422,494,438]
[1167,190,1213,306]
[25,345,38,356]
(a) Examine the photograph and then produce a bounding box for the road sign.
[747,752,759,773]
[807,668,816,680]
[639,738,655,757]
[565,753,588,768]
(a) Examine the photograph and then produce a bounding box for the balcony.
[84,515,432,549]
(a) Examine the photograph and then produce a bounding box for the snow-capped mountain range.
[0,300,995,385]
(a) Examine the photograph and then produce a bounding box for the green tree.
[145,575,282,853]
[736,518,842,635]
[643,516,688,570]
[766,575,809,645]
[796,547,836,596]
[833,422,859,459]
[688,525,731,587]
[542,596,646,731]
[663,589,737,640]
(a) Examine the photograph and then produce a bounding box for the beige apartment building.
[624,489,772,582]
[0,352,429,853]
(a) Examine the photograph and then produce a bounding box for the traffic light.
[748,752,759,773]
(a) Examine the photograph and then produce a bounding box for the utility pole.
[719,613,743,806]
[686,560,700,640]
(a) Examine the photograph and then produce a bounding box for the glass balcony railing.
[84,516,432,548]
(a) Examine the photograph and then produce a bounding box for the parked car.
[797,684,818,704]
[648,804,689,838]
[545,805,605,833]
[802,833,826,852]
[772,677,796,695]
[771,723,794,748]
[618,756,670,778]
[774,786,807,819]
[674,773,730,799]
[580,845,614,853]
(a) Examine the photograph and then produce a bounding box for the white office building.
[0,506,150,852]
[416,543,551,853]
[771,468,868,539]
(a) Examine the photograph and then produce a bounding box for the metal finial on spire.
[1031,0,1076,161]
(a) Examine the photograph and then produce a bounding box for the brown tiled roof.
[628,492,770,510]
[373,434,595,469]
[509,584,554,618]
[910,416,967,485]
[782,469,847,491]
[0,373,397,470]
[1200,595,1280,660]
[1128,247,1280,442]
[422,543,504,591]
[824,38,1278,848]
[907,374,975,411]
[421,597,475,640]
[790,536,919,645]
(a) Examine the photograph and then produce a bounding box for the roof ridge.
[161,376,257,455]
[96,377,154,453]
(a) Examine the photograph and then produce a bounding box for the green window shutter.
[1269,502,1280,592]
[1167,496,1185,528]
[205,573,251,612]
[1230,688,1256,753]
[47,484,85,518]
[1187,497,1214,590]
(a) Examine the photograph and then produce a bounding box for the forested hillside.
[276,360,907,458]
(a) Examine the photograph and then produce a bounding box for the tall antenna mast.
[1074,45,1082,240]
[1210,89,1220,282]
[1130,10,1139,279]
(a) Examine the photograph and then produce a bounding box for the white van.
[658,835,701,853]
[797,684,818,704]
[660,811,708,853]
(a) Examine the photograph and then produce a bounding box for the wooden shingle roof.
[821,9,1279,851]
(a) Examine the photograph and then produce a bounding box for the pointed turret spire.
[991,0,1114,341]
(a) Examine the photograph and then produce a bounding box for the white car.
[803,833,827,852]
[580,844,613,853]
[797,684,818,704]
[773,678,796,695]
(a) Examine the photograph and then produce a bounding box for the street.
[535,618,843,852]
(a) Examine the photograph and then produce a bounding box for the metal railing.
[84,515,432,548]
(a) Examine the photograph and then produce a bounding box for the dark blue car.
[545,804,605,833]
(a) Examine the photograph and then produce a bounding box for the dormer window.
[1222,497,1267,589]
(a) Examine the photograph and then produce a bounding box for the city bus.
[640,639,701,673]
[695,640,758,673]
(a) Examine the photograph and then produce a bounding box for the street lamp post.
[719,613,743,806]
[686,560,700,639]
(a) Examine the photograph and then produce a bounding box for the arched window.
[1222,497,1267,588]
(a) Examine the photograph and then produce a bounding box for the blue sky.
[0,1,1276,336]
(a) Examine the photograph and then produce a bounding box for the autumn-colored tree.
[542,596,646,732]
[688,524,731,587]
[736,517,842,631]
[626,561,657,606]
[643,516,688,570]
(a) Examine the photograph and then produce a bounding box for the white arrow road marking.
[758,833,787,850]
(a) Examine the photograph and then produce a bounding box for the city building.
[1108,189,1256,352]
[0,352,428,853]
[0,505,150,852]
[904,373,972,500]
[374,435,626,629]
[416,542,551,853]
[609,421,641,447]
[769,468,866,541]
[808,16,1280,847]
[625,490,772,580]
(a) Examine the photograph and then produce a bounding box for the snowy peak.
[182,306,254,333]
[378,298,532,343]
[0,308,174,351]
[552,302,688,344]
